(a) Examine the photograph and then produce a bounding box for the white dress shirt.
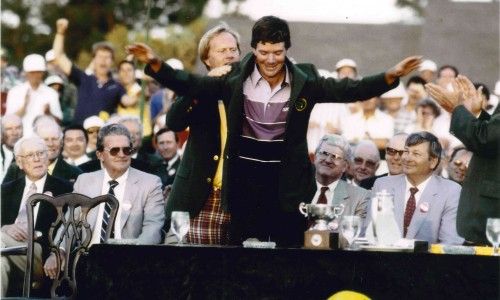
[90,169,129,245]
[404,175,432,208]
[5,82,62,136]
[0,144,14,182]
[18,174,47,224]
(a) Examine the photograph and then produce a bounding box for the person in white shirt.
[5,54,62,136]
[311,134,370,227]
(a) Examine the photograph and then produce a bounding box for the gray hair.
[117,116,143,139]
[14,136,47,156]
[96,124,132,152]
[1,114,22,130]
[353,140,380,162]
[315,134,353,161]
[198,23,241,70]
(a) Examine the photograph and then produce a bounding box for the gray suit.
[328,180,370,221]
[73,167,165,244]
[371,174,464,245]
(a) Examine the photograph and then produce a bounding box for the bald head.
[1,114,23,149]
[352,140,380,183]
[34,120,62,162]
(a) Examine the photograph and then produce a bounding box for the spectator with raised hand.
[426,75,500,245]
[51,18,126,125]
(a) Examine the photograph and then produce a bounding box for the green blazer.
[450,105,500,244]
[146,52,397,214]
[165,94,222,218]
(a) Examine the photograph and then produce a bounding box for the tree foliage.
[1,0,209,67]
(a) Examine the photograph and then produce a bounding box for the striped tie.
[100,180,118,242]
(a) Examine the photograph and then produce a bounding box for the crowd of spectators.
[1,15,499,297]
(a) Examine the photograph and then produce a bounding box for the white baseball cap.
[44,75,64,86]
[335,58,357,71]
[419,59,437,72]
[23,54,46,72]
[83,115,105,130]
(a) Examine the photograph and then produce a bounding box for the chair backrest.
[24,192,119,299]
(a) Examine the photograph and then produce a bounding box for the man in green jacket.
[128,16,420,246]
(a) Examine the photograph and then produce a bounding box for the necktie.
[403,187,419,237]
[101,180,118,242]
[317,186,329,204]
[15,182,37,227]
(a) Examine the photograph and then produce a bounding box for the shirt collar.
[250,64,291,88]
[25,174,48,193]
[315,179,340,193]
[404,174,432,194]
[103,168,129,186]
[166,153,180,169]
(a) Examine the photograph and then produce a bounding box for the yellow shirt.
[213,100,227,189]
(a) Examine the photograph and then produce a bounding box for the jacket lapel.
[406,175,438,239]
[393,175,407,233]
[332,180,349,208]
[120,169,138,231]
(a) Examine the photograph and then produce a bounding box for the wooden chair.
[22,192,119,299]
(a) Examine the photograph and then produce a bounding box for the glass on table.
[340,215,361,250]
[171,211,190,245]
[486,218,500,256]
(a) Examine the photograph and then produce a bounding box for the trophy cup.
[299,203,344,249]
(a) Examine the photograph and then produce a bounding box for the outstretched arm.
[52,18,72,76]
[384,55,422,85]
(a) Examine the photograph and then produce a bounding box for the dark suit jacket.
[1,175,73,259]
[450,105,500,244]
[2,157,82,184]
[359,173,388,190]
[146,52,397,215]
[155,157,181,188]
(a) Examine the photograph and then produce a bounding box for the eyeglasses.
[102,147,135,156]
[386,147,405,157]
[353,157,378,169]
[318,150,345,162]
[18,150,47,161]
[453,160,469,168]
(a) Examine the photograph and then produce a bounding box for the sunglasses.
[103,146,135,156]
[318,150,345,162]
[386,147,405,157]
[353,157,377,169]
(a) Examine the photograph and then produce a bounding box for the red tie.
[318,186,329,204]
[403,187,419,237]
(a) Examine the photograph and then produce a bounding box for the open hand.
[2,224,28,241]
[125,43,157,65]
[43,251,65,279]
[425,82,460,113]
[385,56,422,85]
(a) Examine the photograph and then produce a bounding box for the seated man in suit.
[153,128,180,188]
[1,136,72,297]
[0,114,23,183]
[43,123,165,279]
[370,131,464,245]
[312,134,371,227]
[3,118,82,184]
[359,132,409,189]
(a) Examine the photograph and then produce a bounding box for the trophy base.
[304,230,339,250]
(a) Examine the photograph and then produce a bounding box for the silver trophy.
[299,203,345,231]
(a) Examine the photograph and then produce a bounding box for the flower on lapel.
[295,97,307,111]
[168,168,176,176]
[419,202,429,213]
[122,203,132,211]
